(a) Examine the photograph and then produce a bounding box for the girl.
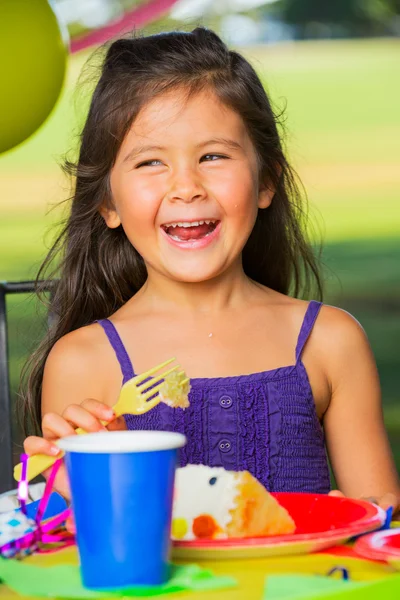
[23,28,399,510]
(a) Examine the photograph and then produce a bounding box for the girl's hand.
[23,399,125,502]
[329,489,399,515]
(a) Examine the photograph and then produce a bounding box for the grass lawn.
[1,38,400,467]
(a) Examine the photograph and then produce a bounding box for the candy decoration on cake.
[171,464,296,541]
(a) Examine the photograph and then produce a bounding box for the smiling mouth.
[161,220,220,242]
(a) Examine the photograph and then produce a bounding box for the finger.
[362,496,379,505]
[328,490,345,498]
[23,435,61,457]
[80,398,115,423]
[377,493,398,511]
[107,415,127,431]
[66,514,76,535]
[42,413,76,440]
[62,404,108,433]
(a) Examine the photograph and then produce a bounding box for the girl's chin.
[171,272,221,284]
[162,264,225,284]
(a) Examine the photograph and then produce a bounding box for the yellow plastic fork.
[14,358,189,483]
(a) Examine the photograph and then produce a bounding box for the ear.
[257,183,275,209]
[257,166,281,209]
[99,204,121,229]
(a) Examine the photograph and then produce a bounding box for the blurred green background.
[0,2,399,471]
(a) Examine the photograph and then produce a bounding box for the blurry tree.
[273,0,399,37]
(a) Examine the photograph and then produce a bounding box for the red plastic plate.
[354,529,400,563]
[172,492,385,560]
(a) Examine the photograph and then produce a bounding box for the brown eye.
[136,159,162,168]
[201,154,227,162]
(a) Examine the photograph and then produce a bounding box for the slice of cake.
[171,464,295,541]
[159,371,190,409]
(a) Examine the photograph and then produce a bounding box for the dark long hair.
[21,27,323,435]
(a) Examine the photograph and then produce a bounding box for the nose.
[166,166,207,204]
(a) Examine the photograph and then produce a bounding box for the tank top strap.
[295,301,323,363]
[97,319,135,383]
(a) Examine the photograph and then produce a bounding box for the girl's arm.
[42,327,110,417]
[321,306,400,511]
[41,325,125,428]
[24,327,125,500]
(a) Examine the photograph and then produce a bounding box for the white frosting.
[172,465,239,540]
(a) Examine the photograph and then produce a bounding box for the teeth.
[164,220,216,228]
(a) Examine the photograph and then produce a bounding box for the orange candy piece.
[192,514,221,539]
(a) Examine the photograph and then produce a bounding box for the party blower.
[14,358,190,482]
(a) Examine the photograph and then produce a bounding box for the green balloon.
[0,0,68,154]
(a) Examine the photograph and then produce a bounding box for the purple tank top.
[98,301,331,494]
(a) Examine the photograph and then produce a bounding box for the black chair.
[0,281,52,494]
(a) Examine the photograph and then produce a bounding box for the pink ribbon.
[1,457,74,558]
[71,0,180,54]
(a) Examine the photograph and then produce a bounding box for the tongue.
[166,223,214,241]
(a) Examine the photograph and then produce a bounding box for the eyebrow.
[196,138,243,151]
[122,137,243,163]
[123,145,166,163]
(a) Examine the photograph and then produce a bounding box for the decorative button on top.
[219,395,233,409]
[218,439,231,453]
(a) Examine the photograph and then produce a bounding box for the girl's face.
[106,89,273,284]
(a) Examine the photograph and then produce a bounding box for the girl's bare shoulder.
[258,288,369,366]
[46,323,112,369]
[314,304,368,348]
[299,302,373,390]
[42,323,120,411]
[262,287,365,342]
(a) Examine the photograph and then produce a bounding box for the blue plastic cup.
[58,430,186,590]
